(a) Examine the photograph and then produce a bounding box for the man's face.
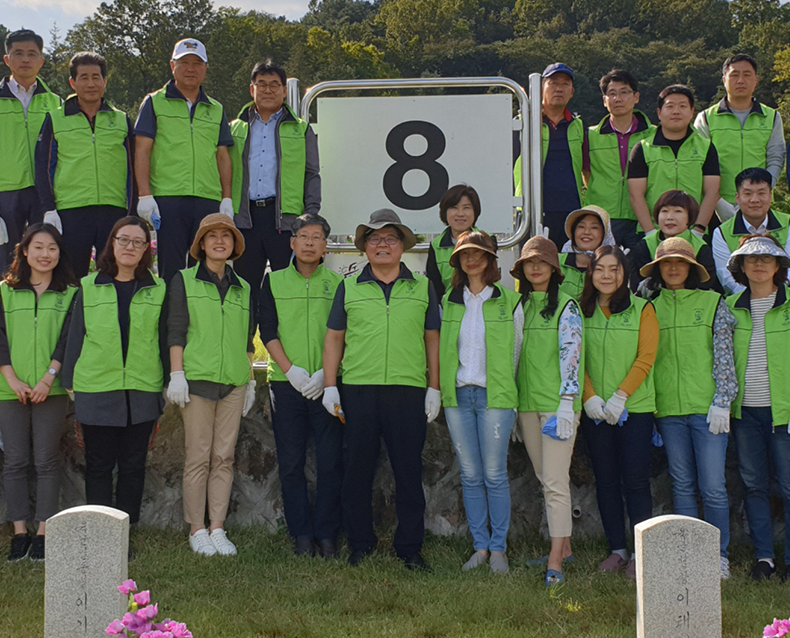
[69,64,106,103]
[249,71,286,115]
[735,179,772,222]
[365,227,404,267]
[602,81,639,118]
[290,224,327,265]
[4,40,44,84]
[542,73,574,111]
[723,61,758,101]
[657,93,694,134]
[170,55,207,91]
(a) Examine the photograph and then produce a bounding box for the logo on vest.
[499,303,507,318]
[405,281,416,292]
[323,280,331,294]
[783,308,790,326]
[145,289,152,298]
[55,294,64,308]
[694,309,703,323]
[235,290,241,302]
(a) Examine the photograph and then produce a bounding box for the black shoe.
[402,553,432,572]
[782,566,790,584]
[294,535,316,557]
[8,534,31,562]
[348,548,374,566]
[29,536,45,562]
[317,538,338,559]
[751,560,776,581]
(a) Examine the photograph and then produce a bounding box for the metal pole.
[528,73,543,239]
[286,78,300,114]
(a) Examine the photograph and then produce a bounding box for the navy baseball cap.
[542,63,575,81]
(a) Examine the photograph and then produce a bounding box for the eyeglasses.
[8,50,41,60]
[252,81,283,92]
[744,254,777,264]
[366,235,401,246]
[605,90,635,99]
[294,233,326,243]
[114,236,148,250]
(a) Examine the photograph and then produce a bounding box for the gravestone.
[635,515,721,638]
[45,505,129,638]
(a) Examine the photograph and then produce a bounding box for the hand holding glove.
[555,396,577,440]
[137,195,161,230]
[301,369,324,401]
[603,391,628,425]
[285,365,311,394]
[219,197,234,219]
[425,387,441,422]
[242,379,256,417]
[583,395,606,421]
[166,371,190,408]
[707,404,731,435]
[322,386,344,421]
[43,210,63,234]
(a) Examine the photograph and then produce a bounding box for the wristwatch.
[47,367,58,377]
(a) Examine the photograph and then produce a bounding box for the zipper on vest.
[385,299,390,383]
[305,279,310,367]
[220,304,226,379]
[92,130,100,203]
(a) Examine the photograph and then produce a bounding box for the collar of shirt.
[462,285,494,304]
[9,76,37,97]
[543,108,574,131]
[610,114,638,136]
[253,108,283,125]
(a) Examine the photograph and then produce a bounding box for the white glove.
[322,386,344,421]
[242,379,256,417]
[0,218,8,245]
[706,404,730,435]
[137,195,160,229]
[285,365,311,394]
[66,388,75,402]
[603,392,628,425]
[43,210,63,234]
[301,369,324,401]
[583,395,606,421]
[166,371,190,408]
[691,227,705,239]
[555,396,576,440]
[511,424,524,444]
[643,228,657,237]
[425,387,441,422]
[219,198,234,219]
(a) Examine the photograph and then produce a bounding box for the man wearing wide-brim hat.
[322,208,441,571]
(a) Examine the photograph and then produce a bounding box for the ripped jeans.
[444,385,516,553]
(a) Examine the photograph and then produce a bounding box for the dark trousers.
[233,202,292,321]
[610,219,641,253]
[270,381,343,540]
[156,196,219,284]
[81,419,155,525]
[542,210,570,251]
[61,205,127,278]
[0,187,40,273]
[582,411,654,552]
[341,384,427,558]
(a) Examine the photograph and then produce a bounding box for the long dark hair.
[4,223,76,291]
[95,216,153,280]
[644,262,702,293]
[517,270,563,319]
[580,245,631,317]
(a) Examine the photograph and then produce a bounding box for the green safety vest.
[558,253,586,300]
[72,272,165,393]
[644,229,708,259]
[584,294,656,413]
[267,261,342,382]
[703,101,775,204]
[50,99,128,210]
[229,103,308,216]
[342,269,430,387]
[641,129,711,213]
[585,111,655,221]
[0,77,60,192]
[718,210,790,253]
[727,286,790,424]
[148,86,224,200]
[652,288,719,418]
[0,283,77,400]
[439,283,521,409]
[517,290,584,412]
[181,264,251,387]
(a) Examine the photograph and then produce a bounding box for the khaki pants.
[518,410,580,538]
[181,386,245,525]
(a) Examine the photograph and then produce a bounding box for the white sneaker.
[720,556,730,580]
[189,529,217,556]
[210,528,237,556]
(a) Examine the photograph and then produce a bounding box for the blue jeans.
[731,406,790,563]
[656,414,730,557]
[444,386,515,553]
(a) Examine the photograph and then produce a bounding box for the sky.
[0,0,312,47]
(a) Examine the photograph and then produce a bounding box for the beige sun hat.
[190,213,245,260]
[638,236,709,281]
[564,205,611,242]
[353,208,417,252]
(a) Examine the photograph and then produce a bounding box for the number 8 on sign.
[383,121,449,210]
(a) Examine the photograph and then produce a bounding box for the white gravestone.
[45,505,129,638]
[635,515,721,638]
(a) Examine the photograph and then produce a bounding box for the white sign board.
[315,94,515,237]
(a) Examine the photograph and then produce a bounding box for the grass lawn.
[0,529,786,637]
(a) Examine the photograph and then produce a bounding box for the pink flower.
[118,579,137,595]
[137,603,159,621]
[139,632,173,638]
[123,611,153,635]
[134,591,151,606]
[765,619,790,637]
[160,621,192,638]
[105,619,126,635]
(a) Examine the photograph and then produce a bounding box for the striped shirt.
[742,291,776,407]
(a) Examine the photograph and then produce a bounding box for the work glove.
[166,371,190,408]
[43,210,63,234]
[691,227,705,239]
[555,396,576,440]
[219,198,234,219]
[137,195,161,231]
[643,228,657,237]
[0,218,8,245]
[301,369,324,401]
[322,386,344,421]
[511,424,524,444]
[285,365,311,394]
[706,404,731,435]
[241,379,256,417]
[425,387,441,422]
[583,395,606,421]
[603,392,628,425]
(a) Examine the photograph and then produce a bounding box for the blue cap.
[542,63,575,81]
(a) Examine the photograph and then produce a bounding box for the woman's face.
[658,257,691,290]
[201,229,235,262]
[657,205,690,237]
[743,254,780,287]
[25,231,60,276]
[113,224,148,271]
[459,247,489,277]
[521,257,552,289]
[573,215,604,252]
[591,254,624,296]
[446,196,476,235]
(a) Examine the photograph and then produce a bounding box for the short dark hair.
[580,245,632,318]
[292,213,331,239]
[69,52,107,80]
[96,217,154,281]
[5,29,44,54]
[600,69,638,94]
[4,223,76,291]
[735,167,773,192]
[657,84,695,110]
[731,233,788,287]
[439,184,481,225]
[723,53,757,74]
[651,190,700,227]
[251,60,286,86]
[450,231,500,291]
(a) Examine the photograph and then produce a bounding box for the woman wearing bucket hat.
[579,245,658,580]
[628,190,719,294]
[439,231,522,574]
[61,217,167,549]
[725,234,790,582]
[511,235,584,586]
[166,213,257,557]
[641,237,737,579]
[322,209,441,571]
[558,205,615,299]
